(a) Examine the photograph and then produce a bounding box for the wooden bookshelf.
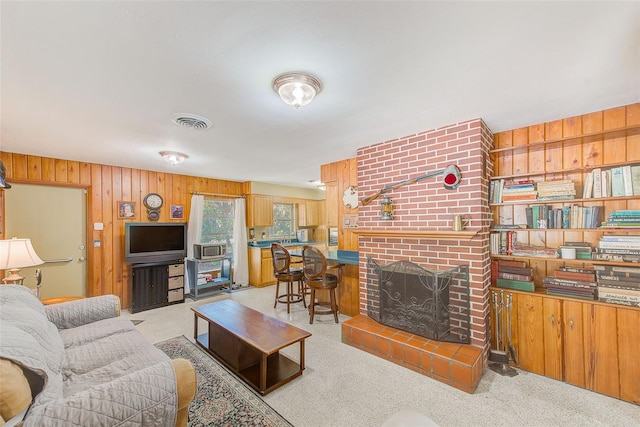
[489,103,640,405]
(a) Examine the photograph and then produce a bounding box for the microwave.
[193,243,227,260]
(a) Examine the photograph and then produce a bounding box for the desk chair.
[301,245,341,324]
[271,243,306,313]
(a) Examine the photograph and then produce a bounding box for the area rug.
[156,335,293,427]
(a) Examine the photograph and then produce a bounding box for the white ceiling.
[2,1,639,189]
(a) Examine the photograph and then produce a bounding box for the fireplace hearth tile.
[342,315,484,393]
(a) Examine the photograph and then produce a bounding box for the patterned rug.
[156,335,293,427]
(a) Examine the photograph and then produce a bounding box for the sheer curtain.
[233,198,249,286]
[185,194,204,294]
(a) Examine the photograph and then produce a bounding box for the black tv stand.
[130,259,184,313]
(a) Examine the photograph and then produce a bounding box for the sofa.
[0,285,196,426]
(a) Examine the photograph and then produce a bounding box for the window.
[200,199,234,268]
[270,203,295,238]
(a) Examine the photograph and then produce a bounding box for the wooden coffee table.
[192,299,312,395]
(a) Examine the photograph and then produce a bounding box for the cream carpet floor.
[123,286,640,427]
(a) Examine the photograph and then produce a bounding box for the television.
[124,222,187,264]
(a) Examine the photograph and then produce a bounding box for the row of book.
[543,267,597,300]
[524,205,602,229]
[591,234,640,263]
[595,265,640,307]
[491,260,535,292]
[600,209,640,228]
[583,165,640,199]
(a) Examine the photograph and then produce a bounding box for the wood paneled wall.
[320,158,359,250]
[0,151,249,308]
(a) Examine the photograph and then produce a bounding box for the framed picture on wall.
[118,201,136,219]
[170,205,184,219]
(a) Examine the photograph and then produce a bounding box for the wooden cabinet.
[131,261,170,313]
[249,247,276,287]
[247,195,273,227]
[325,181,339,226]
[298,200,320,227]
[494,289,639,404]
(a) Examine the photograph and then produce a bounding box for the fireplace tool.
[488,289,518,377]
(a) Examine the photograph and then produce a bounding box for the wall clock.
[143,193,163,221]
[342,186,358,209]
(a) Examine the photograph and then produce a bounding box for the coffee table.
[192,299,312,395]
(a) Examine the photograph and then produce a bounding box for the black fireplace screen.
[366,257,470,344]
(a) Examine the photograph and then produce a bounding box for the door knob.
[78,256,86,262]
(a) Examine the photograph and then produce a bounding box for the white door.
[4,183,87,298]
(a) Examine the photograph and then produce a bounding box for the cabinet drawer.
[168,276,184,290]
[169,263,184,276]
[168,288,184,303]
[261,249,272,259]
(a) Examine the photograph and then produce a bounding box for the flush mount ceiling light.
[160,151,188,165]
[170,113,212,130]
[273,72,322,108]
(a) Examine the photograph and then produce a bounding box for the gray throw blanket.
[0,285,177,426]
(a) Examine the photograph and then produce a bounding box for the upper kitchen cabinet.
[247,194,273,227]
[298,199,321,227]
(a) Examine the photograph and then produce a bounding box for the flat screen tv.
[125,222,187,264]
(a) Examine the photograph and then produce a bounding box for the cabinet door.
[248,195,273,227]
[583,304,620,398]
[515,293,545,375]
[542,298,563,380]
[306,200,319,226]
[325,181,339,226]
[131,264,168,312]
[297,202,307,227]
[562,300,585,388]
[617,307,640,404]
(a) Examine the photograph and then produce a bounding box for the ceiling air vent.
[170,113,212,130]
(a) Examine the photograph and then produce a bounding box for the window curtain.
[185,194,204,294]
[233,198,249,286]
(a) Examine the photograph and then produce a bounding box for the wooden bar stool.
[271,243,306,313]
[302,245,341,324]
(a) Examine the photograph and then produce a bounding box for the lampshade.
[160,151,188,165]
[0,238,44,284]
[273,72,322,108]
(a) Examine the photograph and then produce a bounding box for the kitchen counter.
[248,240,319,249]
[288,249,358,266]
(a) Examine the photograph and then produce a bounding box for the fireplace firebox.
[367,258,470,344]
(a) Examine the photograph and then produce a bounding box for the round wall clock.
[342,186,358,209]
[143,193,163,209]
[143,193,163,221]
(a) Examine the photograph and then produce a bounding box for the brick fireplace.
[341,119,492,393]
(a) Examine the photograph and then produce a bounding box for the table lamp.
[0,238,44,285]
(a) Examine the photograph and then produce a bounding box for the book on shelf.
[562,206,571,229]
[592,168,602,198]
[598,240,640,250]
[582,172,593,198]
[610,166,625,197]
[595,247,640,256]
[622,165,634,197]
[597,297,640,307]
[594,264,640,276]
[544,277,597,289]
[595,277,640,291]
[598,286,640,301]
[601,169,610,197]
[554,269,596,282]
[591,253,640,262]
[498,265,534,276]
[609,209,640,217]
[547,290,597,301]
[497,259,527,268]
[496,278,535,292]
[497,271,533,281]
[632,165,640,196]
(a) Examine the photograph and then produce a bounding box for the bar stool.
[302,245,341,324]
[271,243,306,313]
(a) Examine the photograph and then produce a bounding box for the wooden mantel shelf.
[351,229,479,240]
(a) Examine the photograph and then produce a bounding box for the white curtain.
[233,198,249,286]
[185,194,204,294]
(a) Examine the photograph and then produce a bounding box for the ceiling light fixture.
[273,72,322,108]
[160,151,188,165]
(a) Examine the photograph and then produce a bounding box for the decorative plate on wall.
[342,186,358,209]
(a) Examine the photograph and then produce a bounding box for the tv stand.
[130,259,184,313]
[186,256,234,299]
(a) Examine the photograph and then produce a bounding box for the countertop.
[288,249,359,265]
[248,240,319,249]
